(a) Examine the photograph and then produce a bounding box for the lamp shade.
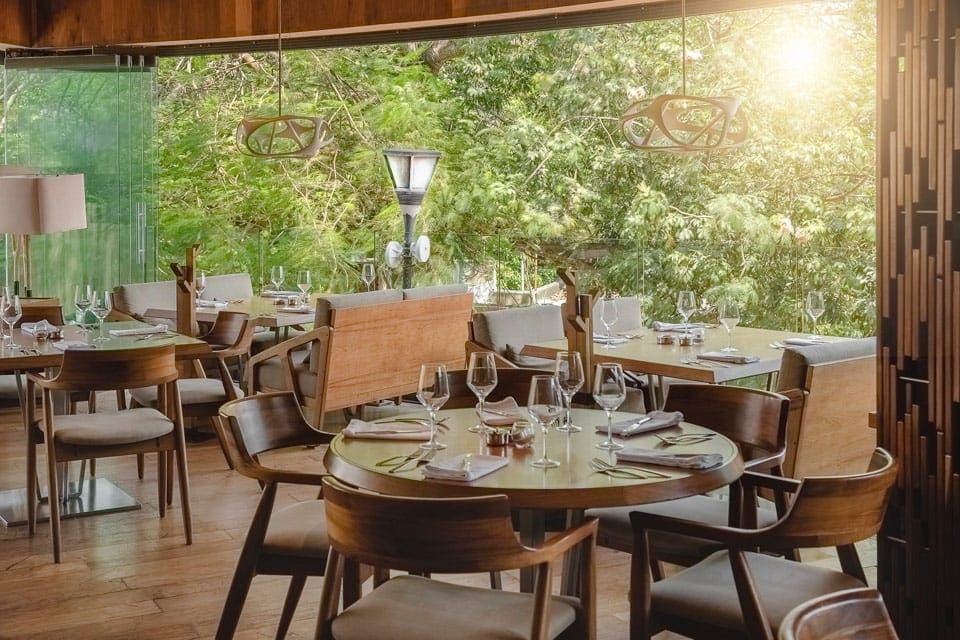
[383,149,440,211]
[0,173,88,234]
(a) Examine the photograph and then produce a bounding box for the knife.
[620,416,654,436]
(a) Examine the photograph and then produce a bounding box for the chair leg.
[89,458,96,477]
[175,439,192,544]
[26,438,37,535]
[43,437,62,563]
[489,571,502,589]
[166,450,175,506]
[275,575,307,640]
[210,416,235,470]
[157,452,167,518]
[137,454,145,480]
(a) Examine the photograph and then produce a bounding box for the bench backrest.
[469,304,564,369]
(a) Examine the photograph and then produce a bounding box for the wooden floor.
[0,402,873,639]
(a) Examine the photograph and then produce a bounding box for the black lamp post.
[383,149,440,288]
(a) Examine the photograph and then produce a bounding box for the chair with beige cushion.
[779,587,899,640]
[25,344,191,563]
[215,391,333,640]
[775,337,876,478]
[628,448,897,640]
[467,304,566,370]
[316,476,598,640]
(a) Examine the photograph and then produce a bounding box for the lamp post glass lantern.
[383,149,440,288]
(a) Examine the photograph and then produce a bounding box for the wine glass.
[466,352,498,434]
[195,271,207,308]
[593,363,626,451]
[676,290,696,334]
[527,375,563,468]
[90,291,112,341]
[270,266,285,292]
[1,293,21,345]
[417,363,450,451]
[806,291,825,338]
[74,284,92,334]
[600,295,619,349]
[555,351,584,433]
[361,262,376,291]
[719,299,741,352]
[297,270,312,307]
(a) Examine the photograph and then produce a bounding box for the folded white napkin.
[478,397,525,426]
[783,337,825,346]
[595,410,684,436]
[652,321,710,332]
[342,419,430,440]
[277,306,312,314]
[196,299,228,308]
[593,334,629,345]
[422,453,509,481]
[616,447,723,469]
[53,340,96,351]
[697,351,760,364]
[21,320,58,335]
[261,290,302,298]
[108,324,168,337]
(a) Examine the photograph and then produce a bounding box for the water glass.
[806,291,825,337]
[74,284,92,334]
[417,363,450,451]
[91,291,112,341]
[527,375,563,468]
[297,270,312,306]
[719,299,740,352]
[593,363,626,451]
[361,263,376,291]
[677,290,696,334]
[195,271,207,307]
[555,351,584,432]
[1,293,21,344]
[270,265,285,292]
[466,352,498,433]
[600,296,619,349]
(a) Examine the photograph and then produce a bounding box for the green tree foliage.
[157,0,876,336]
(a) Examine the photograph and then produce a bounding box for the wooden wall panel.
[0,0,34,48]
[878,0,960,638]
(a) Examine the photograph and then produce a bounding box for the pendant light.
[235,0,334,159]
[621,0,748,153]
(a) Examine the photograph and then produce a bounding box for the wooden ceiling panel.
[0,0,33,48]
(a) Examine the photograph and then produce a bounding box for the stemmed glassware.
[417,363,450,451]
[527,375,563,468]
[195,271,207,308]
[806,291,825,338]
[1,292,21,345]
[90,291,112,342]
[361,262,376,291]
[600,295,619,349]
[593,363,626,451]
[74,284,92,334]
[297,270,312,307]
[676,290,696,335]
[555,351,584,433]
[270,266,285,292]
[719,299,741,352]
[466,352,498,434]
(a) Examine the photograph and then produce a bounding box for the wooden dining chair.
[586,383,800,575]
[130,311,256,471]
[25,344,191,563]
[628,448,898,640]
[445,366,542,408]
[779,587,899,640]
[317,476,598,640]
[215,391,334,640]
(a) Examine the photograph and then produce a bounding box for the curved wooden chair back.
[663,383,790,468]
[768,448,897,550]
[17,305,64,326]
[445,367,542,409]
[200,311,256,355]
[219,391,333,478]
[779,588,899,640]
[45,344,178,392]
[324,476,542,573]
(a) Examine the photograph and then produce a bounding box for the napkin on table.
[422,453,509,481]
[108,324,169,337]
[261,290,302,298]
[652,321,710,332]
[697,351,760,364]
[616,447,723,469]
[196,299,228,308]
[278,306,313,314]
[20,320,58,336]
[478,397,525,426]
[342,419,431,440]
[595,410,684,436]
[593,334,629,345]
[53,340,96,351]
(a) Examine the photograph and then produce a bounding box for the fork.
[376,448,423,467]
[680,357,718,369]
[769,341,785,349]
[655,433,718,446]
[388,449,436,474]
[590,457,669,479]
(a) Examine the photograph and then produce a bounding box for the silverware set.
[680,357,730,369]
[589,457,669,479]
[654,432,717,446]
[376,448,437,474]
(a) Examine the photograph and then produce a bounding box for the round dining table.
[323,406,744,593]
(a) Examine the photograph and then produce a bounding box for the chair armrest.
[630,509,768,549]
[743,450,787,472]
[520,516,599,566]
[740,470,802,494]
[465,339,516,368]
[248,326,324,367]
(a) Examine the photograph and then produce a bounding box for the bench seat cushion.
[472,305,564,366]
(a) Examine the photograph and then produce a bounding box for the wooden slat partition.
[878,0,960,637]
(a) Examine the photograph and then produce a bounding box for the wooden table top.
[323,407,743,510]
[145,295,316,329]
[522,326,840,384]
[0,322,210,373]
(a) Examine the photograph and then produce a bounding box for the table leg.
[517,509,546,592]
[560,508,586,596]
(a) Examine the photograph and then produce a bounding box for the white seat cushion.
[262,500,329,558]
[330,574,578,640]
[253,349,317,398]
[52,408,173,446]
[129,378,243,406]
